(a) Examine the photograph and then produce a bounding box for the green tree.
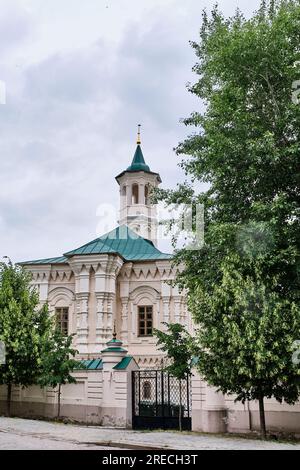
[0,260,52,416]
[38,328,78,418]
[193,260,300,439]
[154,323,193,431]
[156,0,300,438]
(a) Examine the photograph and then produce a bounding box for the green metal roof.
[107,338,119,344]
[19,226,172,266]
[101,346,127,353]
[115,145,161,182]
[106,338,122,346]
[75,356,134,371]
[20,256,68,266]
[127,145,150,172]
[64,225,172,261]
[113,356,134,370]
[76,359,103,370]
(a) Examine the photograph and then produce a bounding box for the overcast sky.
[0,0,261,262]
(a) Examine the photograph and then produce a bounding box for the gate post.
[202,384,227,433]
[101,334,139,428]
[191,371,227,433]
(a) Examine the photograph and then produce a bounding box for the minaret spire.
[115,126,162,245]
[136,124,141,145]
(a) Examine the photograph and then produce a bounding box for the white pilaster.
[120,298,129,346]
[75,292,89,353]
[93,254,123,350]
[68,261,91,355]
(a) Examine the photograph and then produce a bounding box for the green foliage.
[0,261,52,389]
[156,0,300,434]
[193,260,300,404]
[154,323,193,380]
[0,261,79,417]
[38,327,78,390]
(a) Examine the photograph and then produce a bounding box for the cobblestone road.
[0,417,299,450]
[0,430,117,450]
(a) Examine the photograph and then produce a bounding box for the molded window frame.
[138,305,153,337]
[55,307,69,336]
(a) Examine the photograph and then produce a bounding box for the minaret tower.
[115,126,161,245]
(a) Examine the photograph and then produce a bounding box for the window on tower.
[132,184,139,204]
[121,185,127,207]
[145,184,150,205]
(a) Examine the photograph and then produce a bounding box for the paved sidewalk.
[0,417,299,450]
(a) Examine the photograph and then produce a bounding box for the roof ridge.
[63,225,144,257]
[64,235,108,257]
[22,225,173,264]
[19,256,68,265]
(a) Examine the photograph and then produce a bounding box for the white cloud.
[0,0,261,262]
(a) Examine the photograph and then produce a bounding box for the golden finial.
[136,124,141,145]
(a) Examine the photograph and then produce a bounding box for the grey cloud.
[0,0,261,262]
[0,3,34,54]
[113,19,195,127]
[24,49,106,103]
[0,10,195,261]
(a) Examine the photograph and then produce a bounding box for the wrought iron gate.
[132,370,192,430]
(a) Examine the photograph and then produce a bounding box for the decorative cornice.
[30,268,51,282]
[69,254,124,277]
[119,263,133,279]
[76,292,90,300]
[50,269,73,282]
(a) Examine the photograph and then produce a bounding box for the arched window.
[132,224,140,233]
[145,184,150,205]
[143,381,152,400]
[121,186,127,207]
[132,184,139,204]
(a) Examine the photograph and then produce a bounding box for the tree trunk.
[57,384,61,419]
[179,380,182,432]
[258,393,267,439]
[6,383,12,417]
[247,400,252,432]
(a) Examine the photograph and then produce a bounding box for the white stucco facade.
[27,256,191,368]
